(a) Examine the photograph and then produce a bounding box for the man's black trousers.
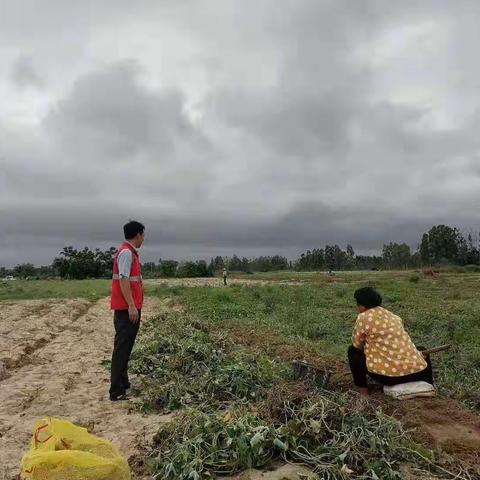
[110,309,141,397]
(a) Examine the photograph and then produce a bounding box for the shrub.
[464,264,480,273]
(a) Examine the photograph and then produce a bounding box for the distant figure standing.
[223,268,228,286]
[109,220,145,401]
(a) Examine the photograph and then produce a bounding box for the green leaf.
[273,438,288,452]
[250,432,264,447]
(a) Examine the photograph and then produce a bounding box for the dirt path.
[393,397,480,473]
[145,277,302,287]
[0,297,168,480]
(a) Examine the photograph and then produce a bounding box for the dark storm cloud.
[1,0,480,265]
[45,62,206,161]
[2,60,214,204]
[10,56,44,89]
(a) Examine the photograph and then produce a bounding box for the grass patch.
[0,278,163,301]
[152,273,480,410]
[0,279,112,301]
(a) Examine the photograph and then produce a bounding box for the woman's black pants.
[347,345,433,388]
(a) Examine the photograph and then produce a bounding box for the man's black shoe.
[110,393,129,401]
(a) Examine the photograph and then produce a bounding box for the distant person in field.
[109,220,145,401]
[223,268,228,286]
[348,287,433,396]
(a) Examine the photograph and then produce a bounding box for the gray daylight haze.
[1,0,480,266]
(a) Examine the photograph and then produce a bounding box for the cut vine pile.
[130,312,473,479]
[130,313,290,412]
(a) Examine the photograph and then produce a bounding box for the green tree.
[422,225,463,265]
[228,255,243,271]
[462,233,480,265]
[196,260,209,277]
[271,255,289,270]
[53,246,117,279]
[241,257,250,272]
[354,255,383,270]
[53,254,70,278]
[38,265,54,278]
[324,245,346,270]
[13,263,37,278]
[382,243,411,269]
[95,247,116,277]
[207,259,215,277]
[346,244,355,269]
[420,233,430,265]
[142,262,157,278]
[295,249,324,271]
[212,256,225,271]
[177,260,209,277]
[159,260,178,277]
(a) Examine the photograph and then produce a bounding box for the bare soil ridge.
[0,297,168,480]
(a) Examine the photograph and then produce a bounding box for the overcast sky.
[1,1,480,266]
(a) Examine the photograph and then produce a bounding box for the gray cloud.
[45,62,204,160]
[1,0,480,266]
[11,56,45,89]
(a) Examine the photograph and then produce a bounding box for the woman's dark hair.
[123,220,145,240]
[354,287,382,309]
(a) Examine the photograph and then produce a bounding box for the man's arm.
[119,278,139,323]
[117,249,139,323]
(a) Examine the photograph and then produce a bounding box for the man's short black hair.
[354,287,382,309]
[123,220,145,240]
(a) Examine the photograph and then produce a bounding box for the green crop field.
[0,278,161,301]
[0,279,112,301]
[3,271,479,478]
[137,271,480,478]
[150,271,480,411]
[3,271,478,409]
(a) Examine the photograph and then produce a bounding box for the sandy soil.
[0,297,169,480]
[394,396,480,473]
[226,464,317,479]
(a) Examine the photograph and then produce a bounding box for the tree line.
[2,225,479,280]
[295,225,479,271]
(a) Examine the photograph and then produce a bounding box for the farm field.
[1,271,479,479]
[149,270,480,411]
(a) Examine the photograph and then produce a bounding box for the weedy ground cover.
[150,397,460,480]
[132,307,472,479]
[151,272,480,410]
[0,279,112,300]
[130,313,291,412]
[0,278,163,301]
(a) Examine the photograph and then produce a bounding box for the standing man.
[223,267,228,286]
[109,220,145,401]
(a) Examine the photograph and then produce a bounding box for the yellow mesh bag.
[20,418,131,480]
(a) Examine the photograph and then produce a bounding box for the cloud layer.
[1,0,480,265]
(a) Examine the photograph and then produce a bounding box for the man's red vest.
[111,242,144,310]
